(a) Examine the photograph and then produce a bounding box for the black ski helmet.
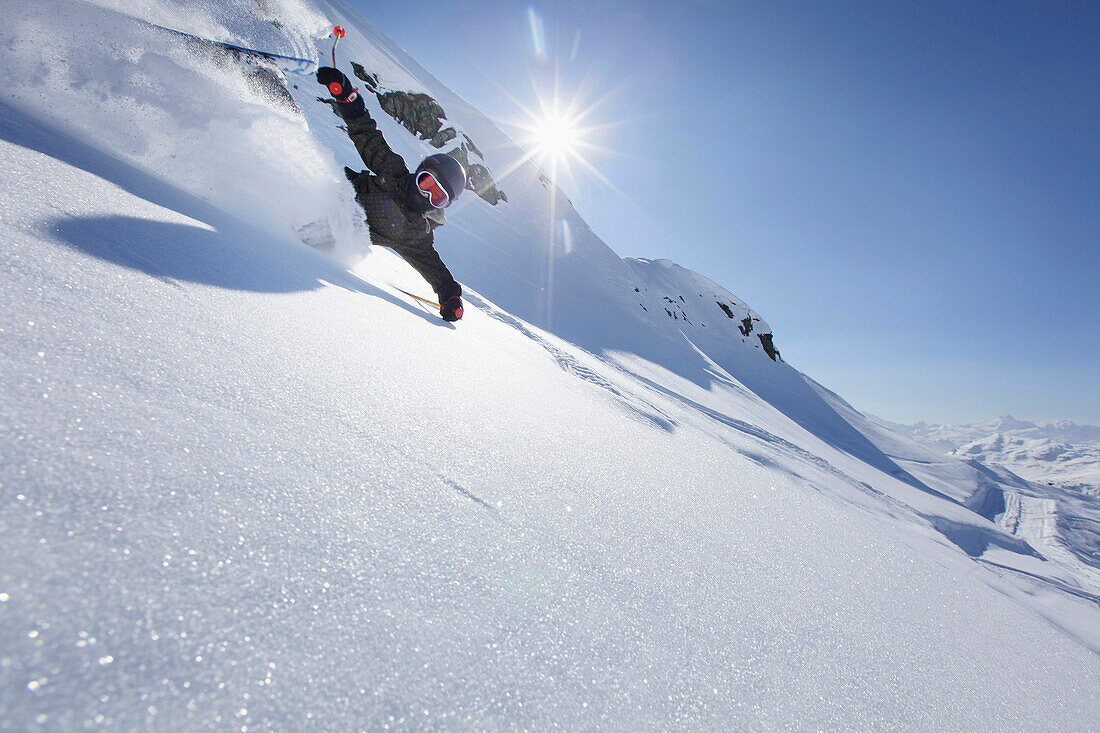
[416,154,466,207]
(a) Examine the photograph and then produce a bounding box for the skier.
[317,66,467,321]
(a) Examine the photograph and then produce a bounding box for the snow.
[882,415,1100,491]
[2,0,1099,728]
[955,433,1100,489]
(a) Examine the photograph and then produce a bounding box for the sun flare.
[532,110,580,160]
[487,65,627,195]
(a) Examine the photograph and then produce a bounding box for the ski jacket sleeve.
[388,233,462,301]
[345,111,410,178]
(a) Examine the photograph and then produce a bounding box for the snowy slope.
[2,0,1099,729]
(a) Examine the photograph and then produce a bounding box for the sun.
[485,66,627,195]
[496,79,606,185]
[532,109,580,161]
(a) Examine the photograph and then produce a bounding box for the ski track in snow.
[441,478,504,521]
[467,292,679,434]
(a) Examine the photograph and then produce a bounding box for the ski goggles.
[416,170,450,208]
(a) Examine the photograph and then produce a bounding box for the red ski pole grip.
[328,81,343,97]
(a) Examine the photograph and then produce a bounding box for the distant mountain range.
[876,416,1100,493]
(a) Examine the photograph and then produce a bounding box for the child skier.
[317,66,467,321]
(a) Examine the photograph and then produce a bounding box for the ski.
[145,20,317,75]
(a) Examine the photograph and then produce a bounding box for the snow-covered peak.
[985,415,1039,432]
[626,258,780,361]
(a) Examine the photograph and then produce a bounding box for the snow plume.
[0,0,363,252]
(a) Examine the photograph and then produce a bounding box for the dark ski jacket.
[343,111,461,301]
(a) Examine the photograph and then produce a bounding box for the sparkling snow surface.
[1,0,1098,729]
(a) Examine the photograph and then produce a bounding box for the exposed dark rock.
[350,63,380,91]
[758,333,780,361]
[380,91,447,142]
[434,127,460,147]
[739,317,752,336]
[446,146,508,205]
[462,134,484,159]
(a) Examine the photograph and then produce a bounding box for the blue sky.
[354,0,1099,426]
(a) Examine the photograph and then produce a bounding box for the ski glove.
[440,295,464,322]
[317,66,366,119]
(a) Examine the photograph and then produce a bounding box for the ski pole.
[390,285,440,310]
[331,25,345,67]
